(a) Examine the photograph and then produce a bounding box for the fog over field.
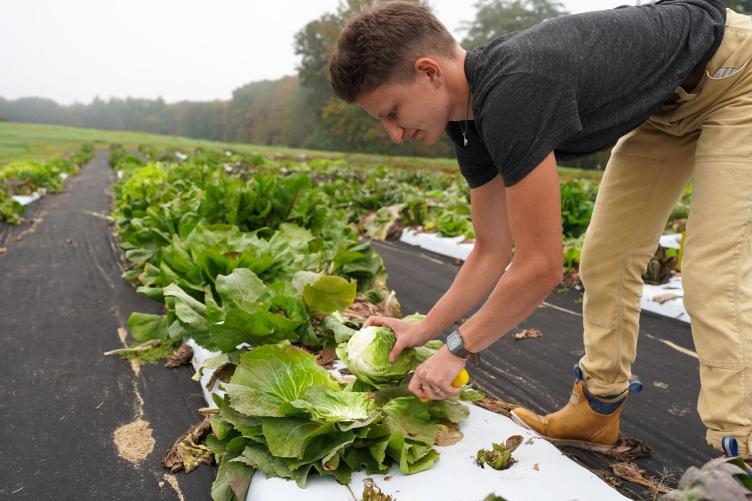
[1,0,632,104]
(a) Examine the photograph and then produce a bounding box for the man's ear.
[414,57,443,86]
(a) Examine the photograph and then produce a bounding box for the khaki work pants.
[578,10,752,456]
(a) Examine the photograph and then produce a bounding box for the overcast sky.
[1,0,635,105]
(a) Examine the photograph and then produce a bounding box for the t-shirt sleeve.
[477,72,582,186]
[445,121,499,189]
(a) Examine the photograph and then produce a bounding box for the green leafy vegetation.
[206,341,474,498]
[336,326,420,389]
[0,190,24,224]
[0,142,95,223]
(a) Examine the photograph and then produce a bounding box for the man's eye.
[387,108,397,119]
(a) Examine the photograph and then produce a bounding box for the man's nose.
[382,121,404,144]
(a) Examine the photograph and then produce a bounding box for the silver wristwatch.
[446,329,472,359]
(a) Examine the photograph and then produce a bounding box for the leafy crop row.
[0,143,95,223]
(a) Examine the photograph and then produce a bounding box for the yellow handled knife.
[372,368,470,405]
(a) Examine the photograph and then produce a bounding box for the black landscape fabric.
[0,152,213,500]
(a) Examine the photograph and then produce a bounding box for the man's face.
[357,67,450,146]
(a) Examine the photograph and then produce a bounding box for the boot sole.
[509,410,617,454]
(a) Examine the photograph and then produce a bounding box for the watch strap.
[448,329,472,359]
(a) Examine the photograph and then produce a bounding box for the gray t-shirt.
[447,0,726,188]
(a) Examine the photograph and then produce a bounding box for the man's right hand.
[363,315,434,363]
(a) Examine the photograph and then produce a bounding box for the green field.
[0,122,603,181]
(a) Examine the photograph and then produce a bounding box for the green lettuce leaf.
[127,312,169,341]
[303,275,357,315]
[215,268,267,310]
[284,385,379,430]
[382,397,440,474]
[210,461,253,501]
[224,342,340,417]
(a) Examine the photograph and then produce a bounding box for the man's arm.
[459,151,563,353]
[420,175,514,336]
[406,151,563,399]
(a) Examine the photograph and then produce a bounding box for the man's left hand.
[408,346,466,400]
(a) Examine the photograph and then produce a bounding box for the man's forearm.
[423,246,511,335]
[460,258,560,353]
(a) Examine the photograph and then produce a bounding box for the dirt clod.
[113,418,155,464]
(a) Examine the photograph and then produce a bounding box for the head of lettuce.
[336,323,442,390]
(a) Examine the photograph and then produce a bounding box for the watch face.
[447,332,461,351]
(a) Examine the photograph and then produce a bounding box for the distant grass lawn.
[0,122,602,181]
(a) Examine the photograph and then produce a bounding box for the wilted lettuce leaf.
[663,456,752,501]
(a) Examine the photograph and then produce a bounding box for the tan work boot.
[510,381,625,453]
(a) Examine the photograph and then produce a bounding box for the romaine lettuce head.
[336,326,417,389]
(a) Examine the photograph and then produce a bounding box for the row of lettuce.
[0,144,96,224]
[110,146,486,500]
[113,144,692,285]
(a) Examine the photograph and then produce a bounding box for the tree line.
[1,0,748,165]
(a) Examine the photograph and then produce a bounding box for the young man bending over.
[329,0,752,459]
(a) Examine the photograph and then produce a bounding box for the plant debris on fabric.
[163,418,214,473]
[514,328,542,341]
[474,397,518,418]
[604,437,652,462]
[361,477,395,501]
[164,344,194,368]
[610,461,672,494]
[475,435,523,470]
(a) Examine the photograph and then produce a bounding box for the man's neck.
[446,45,474,122]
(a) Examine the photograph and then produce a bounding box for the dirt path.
[0,152,212,500]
